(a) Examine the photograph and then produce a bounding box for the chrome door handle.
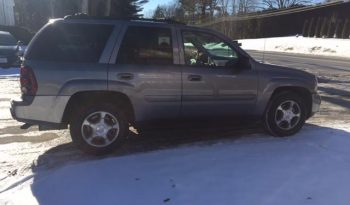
[117,73,134,80]
[188,75,202,81]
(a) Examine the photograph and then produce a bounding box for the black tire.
[264,91,307,137]
[70,103,129,155]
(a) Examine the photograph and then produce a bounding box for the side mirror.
[16,41,26,57]
[17,41,24,46]
[233,40,242,47]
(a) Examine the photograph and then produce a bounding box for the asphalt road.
[247,50,350,74]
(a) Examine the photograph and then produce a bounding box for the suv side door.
[177,28,258,119]
[108,23,182,122]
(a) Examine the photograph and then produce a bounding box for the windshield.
[203,42,237,57]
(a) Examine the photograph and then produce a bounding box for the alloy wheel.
[81,111,120,148]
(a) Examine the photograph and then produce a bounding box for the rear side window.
[116,26,173,65]
[26,23,113,63]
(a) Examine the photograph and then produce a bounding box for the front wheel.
[70,103,129,155]
[264,92,307,137]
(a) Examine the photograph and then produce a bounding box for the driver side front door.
[178,29,258,119]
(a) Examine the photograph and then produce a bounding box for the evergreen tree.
[110,0,148,18]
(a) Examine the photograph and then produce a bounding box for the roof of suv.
[62,14,186,25]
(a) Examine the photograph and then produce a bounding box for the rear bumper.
[10,99,27,123]
[10,96,70,130]
[11,105,64,130]
[310,93,321,117]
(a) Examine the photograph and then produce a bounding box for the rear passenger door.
[108,24,182,122]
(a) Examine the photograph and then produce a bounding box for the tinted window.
[0,31,17,46]
[117,26,173,65]
[182,31,238,67]
[26,23,113,62]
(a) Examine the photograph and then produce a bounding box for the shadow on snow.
[29,123,350,205]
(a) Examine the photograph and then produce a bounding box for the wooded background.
[200,1,350,39]
[9,0,350,40]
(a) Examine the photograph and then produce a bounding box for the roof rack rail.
[64,13,186,25]
[134,18,186,25]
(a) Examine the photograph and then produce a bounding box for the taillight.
[20,65,38,96]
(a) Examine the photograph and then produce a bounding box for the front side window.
[182,31,238,67]
[26,23,113,63]
[117,26,173,65]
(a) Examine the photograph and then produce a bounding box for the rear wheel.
[264,91,307,137]
[70,103,128,155]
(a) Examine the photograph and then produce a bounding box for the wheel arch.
[62,91,135,125]
[268,86,313,119]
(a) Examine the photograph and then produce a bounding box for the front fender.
[256,77,314,116]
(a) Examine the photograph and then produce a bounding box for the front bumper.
[310,92,321,117]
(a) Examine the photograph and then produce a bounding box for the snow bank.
[239,36,350,58]
[2,124,350,205]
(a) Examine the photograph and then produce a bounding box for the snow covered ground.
[1,123,350,205]
[239,36,350,58]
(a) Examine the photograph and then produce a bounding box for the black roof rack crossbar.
[64,13,185,25]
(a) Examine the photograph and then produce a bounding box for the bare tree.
[232,0,237,15]
[153,5,166,18]
[237,0,257,14]
[218,0,230,16]
[262,0,311,9]
[152,1,181,19]
[208,0,218,18]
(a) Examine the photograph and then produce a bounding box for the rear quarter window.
[25,23,113,63]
